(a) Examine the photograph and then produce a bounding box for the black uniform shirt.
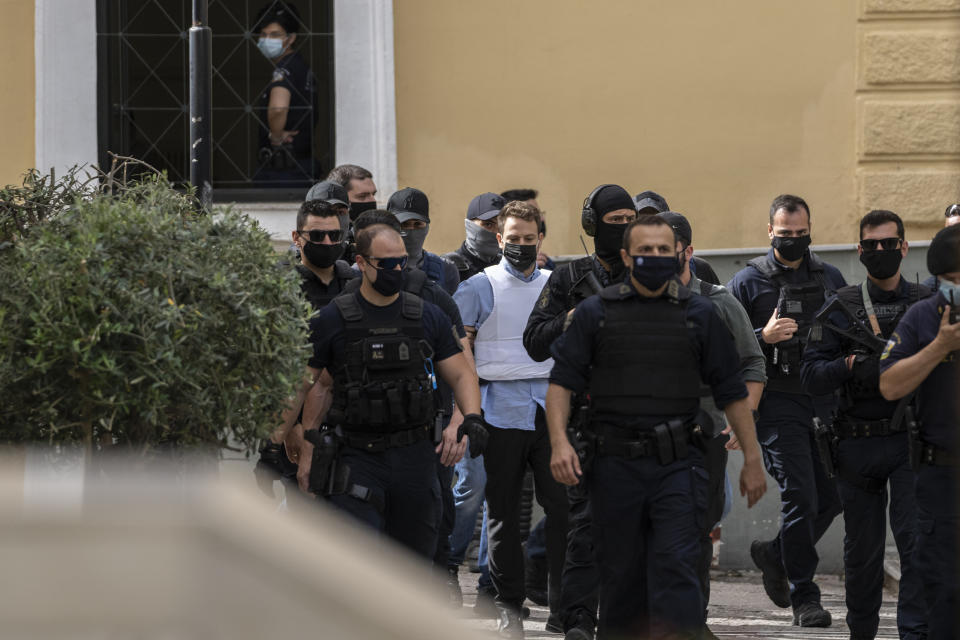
[523,255,615,362]
[801,277,928,420]
[308,293,462,372]
[549,283,748,426]
[880,291,960,452]
[259,50,316,157]
[297,261,359,310]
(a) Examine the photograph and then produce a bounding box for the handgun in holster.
[304,427,349,496]
[905,406,922,471]
[812,417,836,478]
[566,402,596,471]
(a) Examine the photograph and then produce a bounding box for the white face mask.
[939,279,960,306]
[257,37,285,59]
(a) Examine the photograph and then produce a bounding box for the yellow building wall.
[394,1,958,254]
[0,0,34,188]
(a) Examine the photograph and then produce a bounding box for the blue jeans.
[448,452,486,566]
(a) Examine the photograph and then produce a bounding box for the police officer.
[879,224,960,639]
[297,222,487,557]
[726,194,846,626]
[921,203,959,290]
[254,198,359,498]
[386,187,459,296]
[343,210,472,603]
[324,164,378,264]
[660,211,767,639]
[801,210,928,640]
[633,189,721,285]
[522,184,636,640]
[444,192,506,283]
[548,216,767,640]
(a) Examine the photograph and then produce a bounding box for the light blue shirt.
[454,260,548,431]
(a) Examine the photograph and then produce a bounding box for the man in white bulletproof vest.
[455,201,570,638]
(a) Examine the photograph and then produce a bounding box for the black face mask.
[771,235,811,262]
[594,222,629,264]
[859,249,902,280]
[301,241,343,268]
[503,243,538,272]
[629,254,679,291]
[349,201,377,222]
[369,266,403,296]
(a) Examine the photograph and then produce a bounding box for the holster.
[812,417,837,478]
[304,427,343,496]
[906,407,922,471]
[654,419,691,465]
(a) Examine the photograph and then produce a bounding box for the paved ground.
[453,567,900,639]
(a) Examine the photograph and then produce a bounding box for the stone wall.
[857,0,960,232]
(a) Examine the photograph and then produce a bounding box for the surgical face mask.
[502,242,538,272]
[859,249,902,280]
[301,241,343,269]
[629,254,679,291]
[367,264,404,297]
[771,235,811,262]
[594,222,629,263]
[401,225,429,265]
[464,219,501,262]
[939,279,960,306]
[257,37,285,60]
[349,201,377,222]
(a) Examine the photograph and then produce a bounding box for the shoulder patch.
[538,286,552,309]
[880,332,900,360]
[272,69,285,83]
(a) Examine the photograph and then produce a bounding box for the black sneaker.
[750,539,790,608]
[792,601,832,628]
[496,604,526,639]
[446,566,463,608]
[563,611,595,640]
[545,613,564,634]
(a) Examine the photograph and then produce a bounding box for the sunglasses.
[859,237,901,251]
[365,255,408,270]
[300,229,343,243]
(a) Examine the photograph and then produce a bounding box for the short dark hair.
[354,210,402,257]
[500,188,538,203]
[353,209,400,234]
[326,164,373,189]
[296,199,338,232]
[497,201,542,234]
[859,209,904,240]
[769,194,811,224]
[622,216,676,251]
[253,1,302,34]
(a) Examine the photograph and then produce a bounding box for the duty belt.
[834,418,904,439]
[919,443,957,467]
[340,425,432,453]
[591,421,691,461]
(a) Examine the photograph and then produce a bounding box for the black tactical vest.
[327,292,436,433]
[588,281,702,421]
[298,261,359,310]
[748,254,830,393]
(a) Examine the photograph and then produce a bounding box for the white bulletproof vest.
[475,262,555,381]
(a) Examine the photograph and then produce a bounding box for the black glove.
[254,441,297,498]
[457,413,489,458]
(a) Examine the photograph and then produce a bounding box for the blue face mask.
[939,279,960,306]
[257,37,285,60]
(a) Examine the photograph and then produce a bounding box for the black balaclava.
[592,185,635,278]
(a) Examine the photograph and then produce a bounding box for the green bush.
[0,177,311,454]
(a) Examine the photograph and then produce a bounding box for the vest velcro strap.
[834,418,903,438]
[340,425,432,452]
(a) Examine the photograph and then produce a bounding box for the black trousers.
[697,434,729,620]
[560,477,600,629]
[433,459,456,568]
[484,408,569,611]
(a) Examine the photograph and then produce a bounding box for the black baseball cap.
[657,211,692,246]
[945,203,960,218]
[634,190,670,214]
[467,192,505,221]
[305,180,349,206]
[387,187,430,223]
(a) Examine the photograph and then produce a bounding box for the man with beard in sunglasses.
[801,210,930,640]
[254,198,359,501]
[296,221,487,557]
[726,194,847,628]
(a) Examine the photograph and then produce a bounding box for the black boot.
[750,539,790,608]
[496,603,525,639]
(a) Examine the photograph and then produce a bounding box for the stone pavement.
[453,567,900,639]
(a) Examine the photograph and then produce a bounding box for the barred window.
[97,0,334,200]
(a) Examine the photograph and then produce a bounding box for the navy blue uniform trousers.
[756,391,841,608]
[328,439,441,558]
[836,434,925,639]
[590,451,709,640]
[915,465,957,639]
[559,477,600,630]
